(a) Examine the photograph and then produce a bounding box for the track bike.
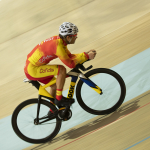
[11,61,126,143]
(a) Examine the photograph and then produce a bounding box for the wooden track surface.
[0,0,150,149]
[25,90,150,150]
[1,0,150,119]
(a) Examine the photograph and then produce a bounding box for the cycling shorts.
[25,62,60,84]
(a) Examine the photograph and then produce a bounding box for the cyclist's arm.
[56,42,88,68]
[66,48,89,64]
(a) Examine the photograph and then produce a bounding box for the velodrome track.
[0,0,150,149]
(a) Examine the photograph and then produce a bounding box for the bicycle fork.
[79,73,103,95]
[66,73,102,101]
[67,73,102,97]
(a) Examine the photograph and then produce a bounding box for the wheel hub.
[34,119,39,125]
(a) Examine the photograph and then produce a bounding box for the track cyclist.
[24,22,96,114]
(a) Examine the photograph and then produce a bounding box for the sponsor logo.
[44,37,54,42]
[68,85,75,98]
[39,55,53,63]
[39,37,54,45]
[40,68,54,73]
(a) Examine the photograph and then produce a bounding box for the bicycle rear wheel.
[76,68,126,115]
[11,99,62,143]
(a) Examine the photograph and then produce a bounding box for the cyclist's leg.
[57,65,66,89]
[37,65,66,99]
[55,65,66,99]
[50,84,56,98]
[25,63,66,97]
[49,66,72,98]
[25,63,74,108]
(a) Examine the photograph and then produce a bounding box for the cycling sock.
[56,89,63,101]
[49,89,62,113]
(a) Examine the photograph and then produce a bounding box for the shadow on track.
[31,98,140,150]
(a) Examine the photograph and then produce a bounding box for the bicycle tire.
[76,68,126,115]
[11,98,62,143]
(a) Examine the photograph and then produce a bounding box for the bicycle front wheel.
[11,99,62,143]
[76,68,126,115]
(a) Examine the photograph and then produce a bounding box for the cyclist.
[24,22,96,110]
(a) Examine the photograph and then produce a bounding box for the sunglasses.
[69,34,77,37]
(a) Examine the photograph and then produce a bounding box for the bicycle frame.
[25,64,102,123]
[36,68,102,101]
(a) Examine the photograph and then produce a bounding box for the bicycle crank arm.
[61,106,70,118]
[58,106,72,121]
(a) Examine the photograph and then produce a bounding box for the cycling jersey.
[24,35,89,83]
[25,35,89,71]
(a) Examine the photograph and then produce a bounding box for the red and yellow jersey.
[24,35,89,73]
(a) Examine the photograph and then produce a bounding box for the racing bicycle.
[11,60,126,143]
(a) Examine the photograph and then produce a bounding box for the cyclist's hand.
[87,49,96,53]
[87,49,97,59]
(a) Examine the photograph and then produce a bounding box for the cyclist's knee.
[59,65,66,75]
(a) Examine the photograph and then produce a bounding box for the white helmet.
[59,22,78,36]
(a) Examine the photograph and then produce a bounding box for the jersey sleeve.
[56,39,89,68]
[66,49,89,64]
